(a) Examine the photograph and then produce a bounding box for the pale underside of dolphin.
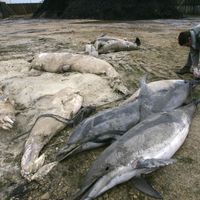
[73,101,197,200]
[57,79,199,161]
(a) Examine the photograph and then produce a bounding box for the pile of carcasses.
[4,35,199,200]
[56,77,200,200]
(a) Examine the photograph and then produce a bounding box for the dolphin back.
[67,100,140,145]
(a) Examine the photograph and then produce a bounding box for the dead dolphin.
[123,79,199,105]
[21,91,83,181]
[57,99,140,161]
[138,78,200,119]
[86,36,141,55]
[57,78,199,161]
[73,100,198,200]
[0,92,15,130]
[31,52,129,95]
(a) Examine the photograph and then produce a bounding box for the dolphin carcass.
[73,100,198,200]
[19,72,120,181]
[85,36,141,56]
[31,52,129,95]
[21,90,83,181]
[57,79,199,161]
[57,99,140,161]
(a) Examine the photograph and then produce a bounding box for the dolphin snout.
[56,143,81,161]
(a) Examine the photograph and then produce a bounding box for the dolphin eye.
[105,166,109,171]
[160,89,168,93]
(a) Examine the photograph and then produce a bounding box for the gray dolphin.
[57,79,200,161]
[138,78,198,119]
[57,99,140,161]
[73,100,198,200]
[123,79,200,105]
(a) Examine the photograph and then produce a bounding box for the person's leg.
[176,52,192,74]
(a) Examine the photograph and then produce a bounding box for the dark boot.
[176,66,192,75]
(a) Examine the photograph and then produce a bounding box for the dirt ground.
[0,17,200,200]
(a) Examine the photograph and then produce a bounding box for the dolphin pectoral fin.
[136,158,176,169]
[131,177,163,199]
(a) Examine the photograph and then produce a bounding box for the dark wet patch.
[177,156,195,164]
[8,182,34,200]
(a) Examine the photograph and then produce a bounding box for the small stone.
[40,192,50,200]
[133,194,137,199]
[63,186,70,192]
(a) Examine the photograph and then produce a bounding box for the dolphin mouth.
[56,143,81,161]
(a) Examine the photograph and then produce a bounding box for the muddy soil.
[0,17,200,200]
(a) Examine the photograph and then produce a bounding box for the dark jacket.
[186,24,200,67]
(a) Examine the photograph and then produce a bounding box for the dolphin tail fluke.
[136,158,176,170]
[131,177,163,199]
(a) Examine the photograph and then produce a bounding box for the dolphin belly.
[85,165,138,199]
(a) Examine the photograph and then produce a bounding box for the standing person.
[176,24,200,78]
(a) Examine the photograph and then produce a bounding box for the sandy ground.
[0,17,200,200]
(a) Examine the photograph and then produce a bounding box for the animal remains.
[73,100,198,199]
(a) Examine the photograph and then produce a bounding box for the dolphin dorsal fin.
[138,74,155,119]
[131,177,163,199]
[139,74,148,91]
[136,158,176,169]
[138,74,149,107]
[138,74,152,99]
